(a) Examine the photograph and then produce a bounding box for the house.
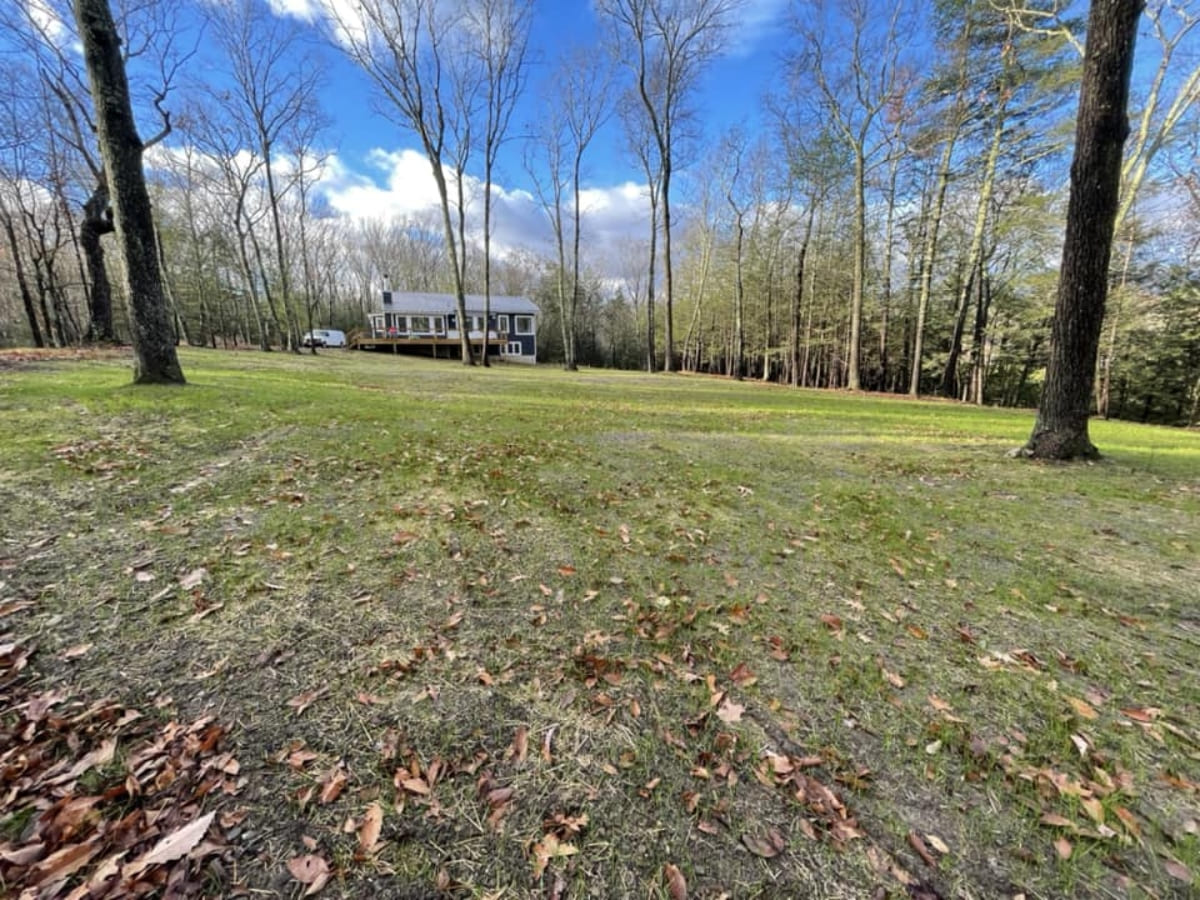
[358,291,538,363]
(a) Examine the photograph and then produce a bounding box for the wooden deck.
[348,331,507,355]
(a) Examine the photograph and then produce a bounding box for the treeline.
[1,0,1197,425]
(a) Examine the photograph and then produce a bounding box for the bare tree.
[526,46,611,371]
[466,0,531,366]
[213,0,325,352]
[327,0,479,364]
[10,0,186,343]
[1020,0,1141,459]
[789,0,915,391]
[74,0,183,383]
[597,0,740,372]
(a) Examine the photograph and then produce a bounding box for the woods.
[0,0,1198,424]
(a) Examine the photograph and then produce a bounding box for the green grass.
[1,347,1197,899]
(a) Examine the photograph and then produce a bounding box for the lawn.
[1,347,1197,899]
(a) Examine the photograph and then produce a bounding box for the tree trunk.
[74,0,184,384]
[1022,0,1140,459]
[2,207,45,347]
[79,181,115,341]
[847,148,866,390]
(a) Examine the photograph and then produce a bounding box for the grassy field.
[1,347,1197,899]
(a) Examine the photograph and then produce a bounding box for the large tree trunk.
[74,0,184,384]
[1021,0,1140,459]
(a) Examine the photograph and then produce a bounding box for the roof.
[381,291,538,315]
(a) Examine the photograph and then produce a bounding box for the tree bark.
[74,0,184,384]
[1021,0,1140,459]
[2,205,45,347]
[79,180,115,341]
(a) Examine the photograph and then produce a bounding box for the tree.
[597,0,740,372]
[1020,0,1141,459]
[73,0,183,383]
[213,0,325,353]
[527,46,611,372]
[328,0,479,364]
[789,0,915,391]
[467,0,532,367]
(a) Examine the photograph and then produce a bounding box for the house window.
[433,317,445,334]
[410,316,431,333]
[514,316,533,335]
[498,315,509,334]
[506,342,522,355]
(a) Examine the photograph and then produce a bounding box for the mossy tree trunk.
[73,0,184,384]
[1022,0,1140,459]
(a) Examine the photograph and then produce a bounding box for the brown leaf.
[61,643,93,660]
[29,840,101,885]
[557,565,577,576]
[287,686,328,716]
[391,531,420,545]
[1054,837,1073,860]
[664,862,687,900]
[1066,696,1098,720]
[819,613,843,631]
[907,831,937,868]
[741,828,785,858]
[1164,859,1193,884]
[358,803,383,853]
[512,726,528,762]
[287,854,331,894]
[123,812,215,879]
[319,768,348,805]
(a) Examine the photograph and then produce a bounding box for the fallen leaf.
[123,812,215,878]
[179,567,208,590]
[1054,837,1073,860]
[908,831,937,868]
[391,531,420,545]
[557,565,576,576]
[716,699,744,724]
[1081,797,1105,824]
[819,613,843,631]
[1066,696,1098,720]
[1164,859,1192,884]
[664,862,687,900]
[358,803,383,853]
[512,726,529,762]
[741,828,785,858]
[287,854,330,894]
[925,834,950,855]
[319,768,348,805]
[531,833,578,879]
[287,686,328,716]
[61,643,93,660]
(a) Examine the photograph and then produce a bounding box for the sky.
[232,0,797,272]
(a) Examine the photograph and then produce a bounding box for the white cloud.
[315,145,653,276]
[727,0,790,57]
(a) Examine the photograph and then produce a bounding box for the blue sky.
[237,0,795,264]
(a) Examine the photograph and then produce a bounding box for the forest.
[1,0,1198,426]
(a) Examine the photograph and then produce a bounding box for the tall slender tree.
[597,0,740,372]
[328,0,479,364]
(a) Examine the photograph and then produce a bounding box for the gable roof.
[381,291,538,316]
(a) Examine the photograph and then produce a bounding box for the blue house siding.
[374,292,537,362]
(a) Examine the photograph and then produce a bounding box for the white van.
[302,329,347,348]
